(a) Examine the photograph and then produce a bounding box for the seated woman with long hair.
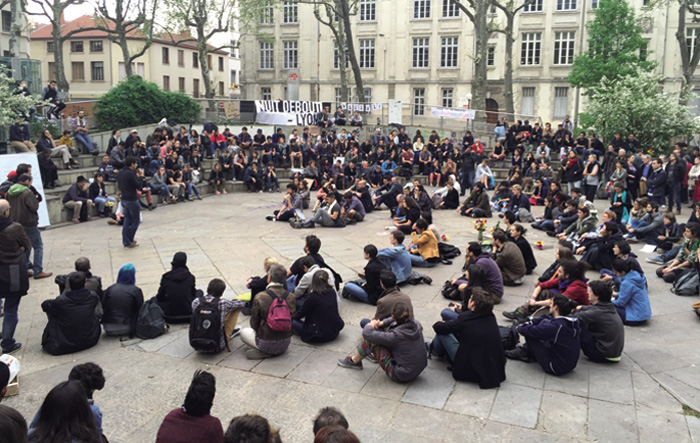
[293,271,345,343]
[29,381,101,443]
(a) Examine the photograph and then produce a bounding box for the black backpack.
[136,298,168,339]
[438,242,461,260]
[189,296,225,352]
[499,325,519,351]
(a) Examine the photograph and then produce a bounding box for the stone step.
[50,154,102,169]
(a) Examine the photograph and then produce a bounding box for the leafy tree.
[579,68,700,154]
[0,68,41,129]
[568,0,656,91]
[93,75,201,130]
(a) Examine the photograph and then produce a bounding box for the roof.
[30,15,229,55]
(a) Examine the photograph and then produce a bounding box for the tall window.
[260,0,274,24]
[523,0,543,12]
[440,37,458,67]
[71,41,84,53]
[553,87,569,118]
[48,62,55,79]
[557,0,577,11]
[261,87,272,100]
[687,28,700,60]
[360,0,376,21]
[71,62,85,81]
[521,32,541,65]
[283,1,298,23]
[353,87,372,103]
[359,39,375,69]
[219,81,225,96]
[47,41,54,53]
[218,56,224,71]
[89,40,103,52]
[260,42,274,69]
[443,0,459,17]
[179,77,185,92]
[521,87,535,116]
[413,88,426,115]
[91,61,104,81]
[1,11,10,32]
[192,52,199,68]
[591,0,599,8]
[414,0,431,18]
[412,37,430,68]
[163,75,170,91]
[333,42,348,69]
[362,87,372,103]
[178,50,184,66]
[442,88,454,107]
[283,40,298,69]
[554,31,575,65]
[487,45,495,66]
[335,87,343,104]
[162,47,169,64]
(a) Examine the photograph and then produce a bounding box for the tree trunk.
[503,13,515,116]
[339,0,364,103]
[472,0,490,131]
[335,10,349,102]
[51,4,69,95]
[118,33,134,77]
[9,0,22,57]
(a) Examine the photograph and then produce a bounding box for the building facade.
[30,15,237,101]
[239,0,696,125]
[0,2,31,59]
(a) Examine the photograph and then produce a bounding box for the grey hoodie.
[362,317,428,383]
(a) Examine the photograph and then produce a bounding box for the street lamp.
[466,93,473,131]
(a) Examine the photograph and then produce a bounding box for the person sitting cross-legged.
[240,264,297,360]
[574,280,624,363]
[492,230,526,286]
[376,230,412,285]
[409,218,440,268]
[612,259,651,326]
[337,302,428,383]
[191,278,245,353]
[102,264,143,337]
[292,270,344,344]
[41,271,102,356]
[428,288,506,389]
[293,192,345,229]
[357,270,414,331]
[268,183,303,222]
[156,252,201,323]
[342,245,387,305]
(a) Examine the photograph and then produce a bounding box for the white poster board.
[0,153,50,227]
[388,99,403,125]
[430,106,476,120]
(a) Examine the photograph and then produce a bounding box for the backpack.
[189,296,225,352]
[671,267,700,296]
[441,280,461,301]
[499,325,520,351]
[136,298,168,339]
[265,289,292,332]
[438,242,461,260]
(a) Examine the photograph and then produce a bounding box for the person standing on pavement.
[0,199,31,354]
[116,157,141,248]
[6,174,52,280]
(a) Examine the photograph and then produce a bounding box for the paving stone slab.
[401,366,455,409]
[322,362,378,393]
[154,333,195,359]
[543,366,590,398]
[390,403,458,441]
[504,359,547,390]
[539,391,588,440]
[636,404,690,443]
[252,343,313,378]
[632,370,684,414]
[360,367,409,401]
[286,349,346,385]
[687,415,700,443]
[443,381,497,420]
[218,346,263,371]
[654,372,700,413]
[588,399,638,443]
[588,367,635,405]
[489,382,542,429]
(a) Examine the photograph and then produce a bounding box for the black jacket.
[364,258,388,305]
[41,288,101,355]
[102,283,144,335]
[574,301,624,359]
[433,311,506,389]
[156,267,197,319]
[513,236,537,274]
[293,289,344,343]
[117,168,140,201]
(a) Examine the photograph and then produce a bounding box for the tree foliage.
[93,76,201,130]
[0,68,40,129]
[568,0,656,90]
[579,69,700,154]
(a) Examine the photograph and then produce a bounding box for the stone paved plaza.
[3,190,700,443]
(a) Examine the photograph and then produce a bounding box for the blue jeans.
[266,175,280,190]
[343,281,371,304]
[614,304,646,326]
[152,184,170,200]
[440,308,458,321]
[292,319,304,335]
[669,182,681,211]
[75,132,95,152]
[360,318,371,328]
[121,200,141,246]
[23,226,43,274]
[536,220,555,231]
[185,183,200,198]
[286,275,297,293]
[94,195,116,213]
[410,254,437,268]
[430,333,459,362]
[629,219,648,230]
[1,295,21,351]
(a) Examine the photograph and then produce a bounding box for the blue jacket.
[9,124,30,142]
[613,270,651,322]
[377,245,412,283]
[518,315,581,376]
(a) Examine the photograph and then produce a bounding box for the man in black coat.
[41,272,101,355]
[429,288,506,389]
[156,252,200,322]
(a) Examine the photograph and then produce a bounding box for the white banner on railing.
[254,100,323,126]
[430,106,476,120]
[339,102,382,112]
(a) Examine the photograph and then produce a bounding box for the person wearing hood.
[6,173,52,280]
[0,199,31,354]
[613,259,651,326]
[338,302,427,383]
[506,294,581,376]
[156,252,200,322]
[574,280,624,363]
[102,264,144,337]
[41,272,102,355]
[504,259,589,323]
[429,288,506,389]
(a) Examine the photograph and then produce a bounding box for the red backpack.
[265,289,292,332]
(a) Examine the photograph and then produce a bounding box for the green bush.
[93,76,202,131]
